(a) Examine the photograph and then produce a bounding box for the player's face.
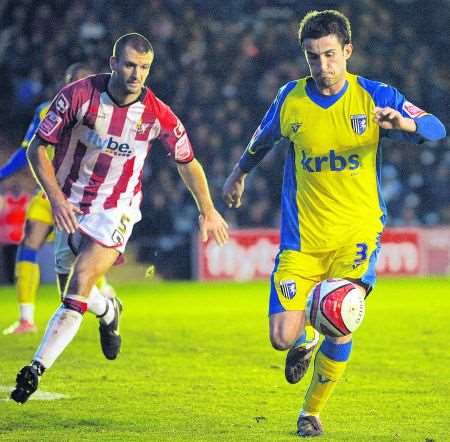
[303,34,352,93]
[110,45,153,96]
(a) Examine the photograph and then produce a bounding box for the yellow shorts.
[26,190,55,240]
[269,233,382,315]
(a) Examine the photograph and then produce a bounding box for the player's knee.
[270,331,297,351]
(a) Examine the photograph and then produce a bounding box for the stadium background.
[0,0,449,279]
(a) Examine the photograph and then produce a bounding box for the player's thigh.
[24,192,53,248]
[22,220,53,249]
[328,232,382,293]
[269,250,326,314]
[68,236,119,296]
[269,250,327,347]
[27,191,53,225]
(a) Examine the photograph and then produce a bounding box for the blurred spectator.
[0,0,448,277]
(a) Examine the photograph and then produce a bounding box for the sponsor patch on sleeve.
[403,101,427,118]
[175,133,192,161]
[39,111,63,137]
[173,119,185,138]
[55,93,70,113]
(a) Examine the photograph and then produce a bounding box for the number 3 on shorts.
[353,242,368,269]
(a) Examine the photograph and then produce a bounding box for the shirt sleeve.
[0,148,28,180]
[238,81,295,173]
[362,79,446,143]
[157,100,194,164]
[37,82,85,145]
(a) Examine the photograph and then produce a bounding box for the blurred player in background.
[223,10,446,437]
[1,62,117,336]
[11,33,228,403]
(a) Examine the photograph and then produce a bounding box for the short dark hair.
[64,62,92,84]
[113,33,154,59]
[299,10,352,48]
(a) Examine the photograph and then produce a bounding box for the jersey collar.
[305,77,349,109]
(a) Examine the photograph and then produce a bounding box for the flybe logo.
[84,130,133,157]
[301,149,360,172]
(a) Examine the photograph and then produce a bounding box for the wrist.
[402,118,417,133]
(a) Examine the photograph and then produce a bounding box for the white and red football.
[306,278,365,337]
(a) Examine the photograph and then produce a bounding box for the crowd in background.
[0,0,448,277]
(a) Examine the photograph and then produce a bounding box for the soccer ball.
[305,278,365,337]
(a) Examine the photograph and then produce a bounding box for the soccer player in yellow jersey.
[223,10,446,438]
[1,63,116,335]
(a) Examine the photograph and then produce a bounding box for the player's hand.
[198,209,229,246]
[223,166,247,209]
[50,197,83,234]
[372,106,416,132]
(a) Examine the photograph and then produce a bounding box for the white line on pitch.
[0,385,68,401]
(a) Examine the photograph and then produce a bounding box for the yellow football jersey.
[240,72,436,252]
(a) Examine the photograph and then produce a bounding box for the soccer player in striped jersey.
[10,33,229,403]
[1,62,117,336]
[223,10,446,437]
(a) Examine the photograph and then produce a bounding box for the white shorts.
[54,206,141,274]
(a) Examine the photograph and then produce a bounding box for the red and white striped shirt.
[38,74,194,214]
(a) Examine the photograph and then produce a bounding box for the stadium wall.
[195,228,450,280]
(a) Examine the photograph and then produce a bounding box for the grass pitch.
[0,278,449,441]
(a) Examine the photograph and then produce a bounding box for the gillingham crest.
[280,279,297,300]
[350,114,367,135]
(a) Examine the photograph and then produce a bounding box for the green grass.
[0,278,449,441]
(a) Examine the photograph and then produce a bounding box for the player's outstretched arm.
[0,148,28,181]
[177,159,229,246]
[373,106,446,141]
[223,164,247,209]
[27,136,81,234]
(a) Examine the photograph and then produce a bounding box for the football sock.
[15,246,40,322]
[19,304,35,323]
[301,339,352,416]
[293,325,316,348]
[88,285,115,325]
[87,285,108,316]
[33,295,87,369]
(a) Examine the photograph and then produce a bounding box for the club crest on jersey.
[280,279,296,300]
[291,122,302,133]
[136,120,150,135]
[350,114,367,135]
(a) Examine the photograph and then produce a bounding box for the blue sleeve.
[239,81,296,173]
[0,148,28,180]
[357,76,446,143]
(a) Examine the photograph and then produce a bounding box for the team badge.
[55,93,69,113]
[291,122,302,133]
[280,279,297,300]
[350,114,367,135]
[136,120,150,135]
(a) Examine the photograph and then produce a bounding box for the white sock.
[19,303,34,323]
[87,286,108,316]
[87,286,115,325]
[100,299,115,325]
[33,305,83,369]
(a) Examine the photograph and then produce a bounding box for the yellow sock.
[16,261,40,305]
[302,340,352,415]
